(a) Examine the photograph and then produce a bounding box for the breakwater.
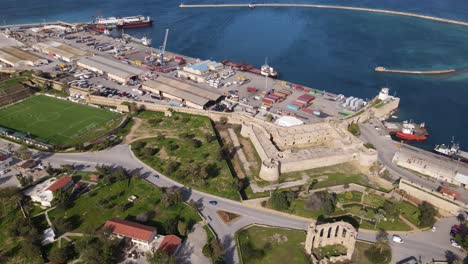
[375,66,456,75]
[179,3,468,27]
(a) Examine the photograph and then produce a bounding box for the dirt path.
[125,117,142,143]
[399,215,420,231]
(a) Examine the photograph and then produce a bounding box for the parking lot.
[9,27,369,125]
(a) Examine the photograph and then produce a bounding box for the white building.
[77,56,145,84]
[23,176,73,207]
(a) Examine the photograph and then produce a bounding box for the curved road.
[36,144,310,263]
[2,139,463,263]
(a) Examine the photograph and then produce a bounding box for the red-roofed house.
[24,176,74,207]
[104,218,157,246]
[158,234,182,256]
[47,176,73,192]
[438,186,461,200]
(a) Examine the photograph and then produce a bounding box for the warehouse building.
[0,46,48,67]
[33,41,90,62]
[77,56,146,84]
[143,76,222,109]
[177,60,223,83]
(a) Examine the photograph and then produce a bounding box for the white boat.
[260,57,278,78]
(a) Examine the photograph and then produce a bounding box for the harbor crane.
[158,28,169,65]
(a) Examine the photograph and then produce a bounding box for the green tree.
[165,161,180,175]
[320,192,337,215]
[147,250,176,264]
[382,200,399,218]
[15,145,32,160]
[365,229,391,263]
[270,191,293,211]
[418,201,437,227]
[49,244,75,264]
[53,189,72,209]
[177,220,188,236]
[60,164,74,174]
[347,122,360,136]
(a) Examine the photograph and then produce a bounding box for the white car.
[450,239,461,249]
[392,235,404,243]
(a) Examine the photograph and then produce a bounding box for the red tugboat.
[384,121,429,141]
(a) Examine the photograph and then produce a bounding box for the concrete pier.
[180,3,468,27]
[375,66,456,75]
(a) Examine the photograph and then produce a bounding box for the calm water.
[2,0,468,150]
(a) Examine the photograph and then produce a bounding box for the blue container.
[286,104,299,111]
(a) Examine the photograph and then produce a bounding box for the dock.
[179,3,468,28]
[375,66,456,75]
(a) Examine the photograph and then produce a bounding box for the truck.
[246,87,257,93]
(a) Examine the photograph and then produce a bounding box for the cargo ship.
[222,60,278,78]
[384,121,429,141]
[434,139,468,161]
[93,15,152,29]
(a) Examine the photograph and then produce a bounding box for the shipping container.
[302,108,314,114]
[273,92,287,99]
[262,98,274,105]
[280,89,292,95]
[296,94,315,104]
[313,110,321,116]
[303,88,311,93]
[287,104,300,111]
[246,87,258,93]
[266,94,280,102]
[281,81,287,86]
[292,101,305,108]
[254,96,261,101]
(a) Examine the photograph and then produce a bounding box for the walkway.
[176,223,211,264]
[180,3,468,27]
[228,128,251,177]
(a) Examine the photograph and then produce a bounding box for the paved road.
[359,120,468,203]
[35,144,309,264]
[2,139,465,263]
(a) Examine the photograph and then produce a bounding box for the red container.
[262,98,274,104]
[273,92,286,99]
[292,101,305,108]
[303,88,311,93]
[246,87,258,93]
[297,94,315,104]
[293,84,304,91]
[174,56,184,61]
[302,107,314,114]
[266,94,280,101]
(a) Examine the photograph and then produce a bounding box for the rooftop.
[47,175,72,191]
[158,234,181,255]
[0,46,45,65]
[104,218,157,242]
[143,79,211,107]
[78,56,145,79]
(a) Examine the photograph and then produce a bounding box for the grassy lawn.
[237,225,308,264]
[337,191,363,203]
[48,178,201,235]
[288,199,324,219]
[132,111,239,200]
[362,193,386,207]
[352,242,379,264]
[0,75,31,90]
[0,95,122,146]
[315,244,347,259]
[397,201,421,227]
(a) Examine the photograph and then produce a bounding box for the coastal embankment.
[375,66,456,75]
[179,3,468,27]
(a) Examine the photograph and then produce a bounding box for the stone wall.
[85,94,378,182]
[393,148,468,188]
[399,179,468,216]
[305,221,357,263]
[31,74,65,91]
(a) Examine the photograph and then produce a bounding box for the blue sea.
[2,0,468,150]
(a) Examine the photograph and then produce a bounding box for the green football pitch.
[0,95,121,146]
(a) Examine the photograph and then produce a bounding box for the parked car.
[209,200,218,205]
[392,235,403,243]
[450,239,461,249]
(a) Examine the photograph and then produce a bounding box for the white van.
[392,235,403,243]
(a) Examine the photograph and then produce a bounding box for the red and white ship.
[384,120,429,141]
[93,15,152,29]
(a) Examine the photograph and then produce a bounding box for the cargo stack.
[246,87,258,93]
[288,94,315,112]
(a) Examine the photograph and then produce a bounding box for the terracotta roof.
[47,176,72,191]
[438,187,460,200]
[158,235,182,255]
[90,175,100,181]
[104,218,156,242]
